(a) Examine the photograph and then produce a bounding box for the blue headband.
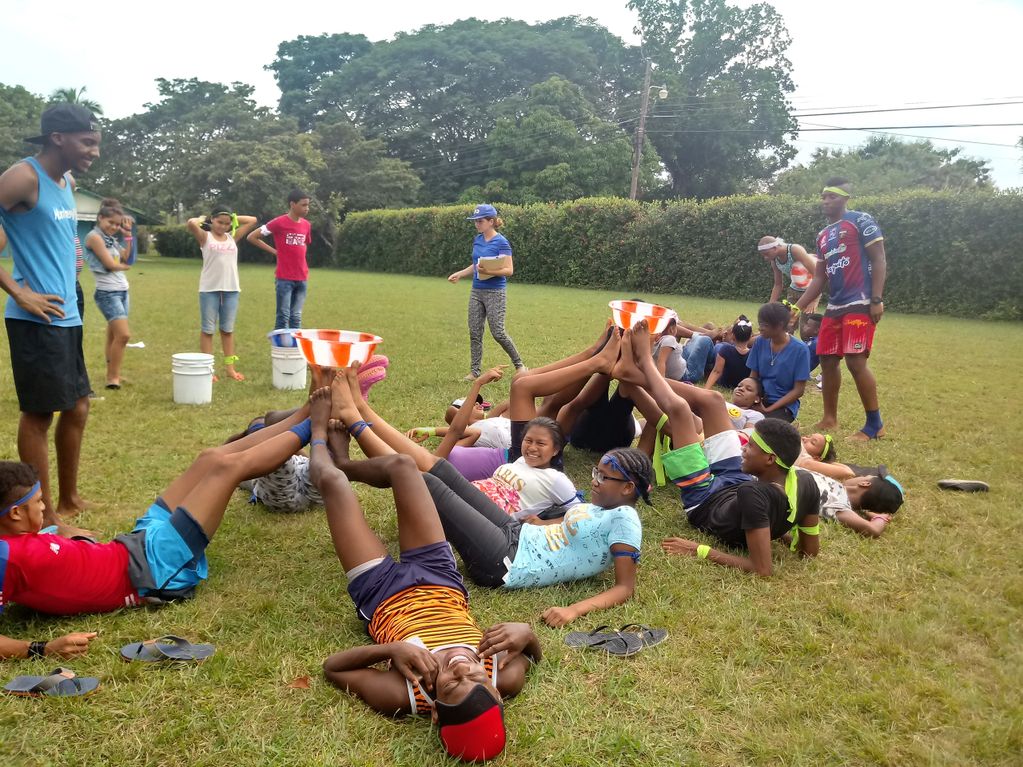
[0,481,41,518]
[601,454,650,503]
[883,474,904,496]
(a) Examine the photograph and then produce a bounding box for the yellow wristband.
[696,544,710,559]
[797,524,820,536]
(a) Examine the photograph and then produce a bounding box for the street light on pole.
[629,60,668,200]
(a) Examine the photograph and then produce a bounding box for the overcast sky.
[4,0,1021,187]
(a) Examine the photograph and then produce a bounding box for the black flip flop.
[938,479,990,493]
[3,668,100,698]
[618,624,668,649]
[564,627,645,657]
[564,625,618,649]
[120,635,215,663]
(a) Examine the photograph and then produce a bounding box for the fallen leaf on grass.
[287,675,311,689]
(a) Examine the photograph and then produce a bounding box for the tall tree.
[627,0,797,198]
[92,78,285,215]
[302,17,641,201]
[91,77,422,250]
[0,83,45,171]
[312,118,423,212]
[267,33,373,131]
[48,86,103,115]
[458,76,662,204]
[771,136,992,196]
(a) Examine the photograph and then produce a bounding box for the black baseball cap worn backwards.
[25,104,100,144]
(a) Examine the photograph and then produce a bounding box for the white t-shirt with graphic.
[471,457,578,515]
[198,232,240,292]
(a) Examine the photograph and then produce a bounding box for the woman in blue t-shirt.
[747,302,811,423]
[447,204,525,380]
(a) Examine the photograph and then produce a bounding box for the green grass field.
[1,256,1021,766]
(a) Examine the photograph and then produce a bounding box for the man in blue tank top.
[0,104,101,533]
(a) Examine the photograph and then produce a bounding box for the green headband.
[749,429,798,525]
[822,186,850,197]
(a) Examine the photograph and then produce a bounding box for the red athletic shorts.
[817,312,875,357]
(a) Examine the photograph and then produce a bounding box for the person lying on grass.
[344,332,630,518]
[619,320,821,576]
[328,367,652,628]
[405,367,512,482]
[806,466,905,538]
[0,400,315,659]
[407,389,510,451]
[225,411,323,514]
[795,432,890,482]
[313,395,539,763]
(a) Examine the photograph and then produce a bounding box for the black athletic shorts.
[569,390,637,452]
[6,318,90,413]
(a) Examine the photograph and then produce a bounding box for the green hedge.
[335,192,1023,320]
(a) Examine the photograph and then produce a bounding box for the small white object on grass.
[126,341,146,348]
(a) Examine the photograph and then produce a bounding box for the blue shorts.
[347,541,467,623]
[94,289,129,322]
[116,499,210,598]
[663,431,753,512]
[199,291,240,334]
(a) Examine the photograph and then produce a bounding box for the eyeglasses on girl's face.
[592,466,629,485]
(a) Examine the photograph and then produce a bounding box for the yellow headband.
[822,186,850,197]
[821,434,834,461]
[749,429,798,524]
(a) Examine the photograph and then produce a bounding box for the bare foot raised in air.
[309,386,333,431]
[630,320,656,372]
[594,327,621,375]
[330,368,362,426]
[327,418,351,464]
[342,363,367,407]
[612,327,645,386]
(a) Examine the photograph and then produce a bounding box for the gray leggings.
[424,459,521,587]
[468,287,523,375]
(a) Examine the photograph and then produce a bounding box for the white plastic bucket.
[271,346,307,390]
[172,353,214,404]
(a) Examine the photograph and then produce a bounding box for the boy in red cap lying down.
[314,387,540,762]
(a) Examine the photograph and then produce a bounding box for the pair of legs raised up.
[324,372,522,586]
[328,324,622,473]
[304,388,451,575]
[504,325,622,452]
[157,402,312,540]
[612,321,735,450]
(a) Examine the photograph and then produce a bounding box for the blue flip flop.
[3,667,100,698]
[120,635,215,663]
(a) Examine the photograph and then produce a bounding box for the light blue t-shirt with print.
[503,503,642,589]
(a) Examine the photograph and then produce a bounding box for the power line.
[800,122,1023,150]
[643,122,1023,133]
[792,100,1023,117]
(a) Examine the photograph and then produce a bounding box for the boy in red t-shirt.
[0,395,318,661]
[248,189,312,330]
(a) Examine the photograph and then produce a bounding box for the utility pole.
[626,60,650,201]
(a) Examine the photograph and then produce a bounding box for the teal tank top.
[0,157,80,326]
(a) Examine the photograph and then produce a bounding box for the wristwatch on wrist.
[870,297,884,304]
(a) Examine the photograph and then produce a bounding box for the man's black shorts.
[6,318,90,412]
